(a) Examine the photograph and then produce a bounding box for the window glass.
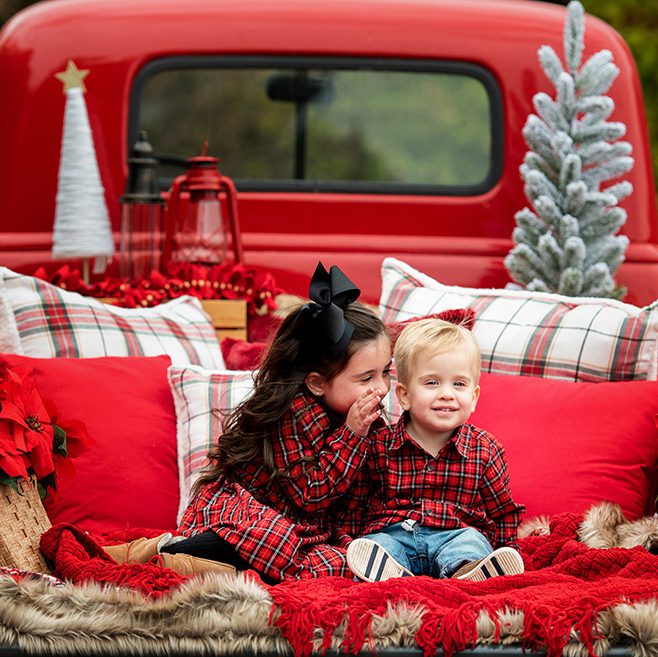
[137,60,497,193]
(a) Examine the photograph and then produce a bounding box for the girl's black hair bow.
[292,262,360,358]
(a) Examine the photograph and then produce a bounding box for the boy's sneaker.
[452,546,524,581]
[347,537,413,582]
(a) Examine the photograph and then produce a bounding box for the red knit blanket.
[40,524,189,596]
[40,514,658,657]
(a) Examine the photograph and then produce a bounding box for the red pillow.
[1,354,179,534]
[221,337,267,370]
[471,373,658,521]
[248,312,284,343]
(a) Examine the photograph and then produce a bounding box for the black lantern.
[119,131,166,279]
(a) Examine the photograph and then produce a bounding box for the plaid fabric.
[379,258,658,382]
[168,365,255,522]
[0,274,21,353]
[175,388,375,580]
[364,416,525,548]
[179,479,351,581]
[0,268,224,369]
[267,392,374,512]
[169,366,381,536]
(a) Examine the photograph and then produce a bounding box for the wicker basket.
[0,477,52,573]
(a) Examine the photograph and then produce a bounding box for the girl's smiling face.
[397,347,480,447]
[309,334,392,416]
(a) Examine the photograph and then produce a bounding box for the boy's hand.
[346,388,382,436]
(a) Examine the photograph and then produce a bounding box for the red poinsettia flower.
[43,398,93,459]
[0,420,30,480]
[34,265,93,295]
[249,271,280,316]
[34,260,282,318]
[163,262,213,300]
[24,434,55,481]
[92,277,130,300]
[0,366,54,455]
[0,363,90,498]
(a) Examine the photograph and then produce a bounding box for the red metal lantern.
[162,142,243,269]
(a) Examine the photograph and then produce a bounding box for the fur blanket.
[0,513,655,657]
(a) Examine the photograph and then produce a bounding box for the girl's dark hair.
[193,301,387,491]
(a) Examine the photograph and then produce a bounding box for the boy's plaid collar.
[391,412,472,458]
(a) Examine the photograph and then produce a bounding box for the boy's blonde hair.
[394,318,481,384]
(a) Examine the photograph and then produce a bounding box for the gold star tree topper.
[55,60,90,93]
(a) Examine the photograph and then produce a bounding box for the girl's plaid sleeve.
[270,396,372,513]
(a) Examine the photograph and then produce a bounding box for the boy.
[347,318,525,582]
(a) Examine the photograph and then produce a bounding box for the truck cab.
[0,0,656,304]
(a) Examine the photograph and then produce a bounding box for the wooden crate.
[200,299,247,342]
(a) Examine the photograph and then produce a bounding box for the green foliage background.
[583,0,658,193]
[2,0,657,189]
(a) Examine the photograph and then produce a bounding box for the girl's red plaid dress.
[178,391,377,581]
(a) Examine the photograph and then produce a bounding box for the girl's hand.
[346,388,382,436]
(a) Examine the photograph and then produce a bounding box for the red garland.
[33,262,281,318]
[0,364,91,500]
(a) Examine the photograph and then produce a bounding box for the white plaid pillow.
[0,274,21,353]
[168,365,255,522]
[380,258,658,382]
[0,267,224,369]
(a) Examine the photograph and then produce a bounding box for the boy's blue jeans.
[363,520,493,578]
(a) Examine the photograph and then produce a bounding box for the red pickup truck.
[0,0,656,305]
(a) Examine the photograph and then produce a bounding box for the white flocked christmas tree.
[52,60,114,278]
[504,1,633,299]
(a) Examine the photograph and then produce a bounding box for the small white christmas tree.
[52,60,115,278]
[505,1,633,299]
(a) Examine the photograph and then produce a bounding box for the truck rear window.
[132,57,502,195]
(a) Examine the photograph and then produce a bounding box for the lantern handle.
[161,173,187,271]
[220,176,244,264]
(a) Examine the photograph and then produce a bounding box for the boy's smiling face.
[396,347,480,449]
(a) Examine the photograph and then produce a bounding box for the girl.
[164,262,392,581]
